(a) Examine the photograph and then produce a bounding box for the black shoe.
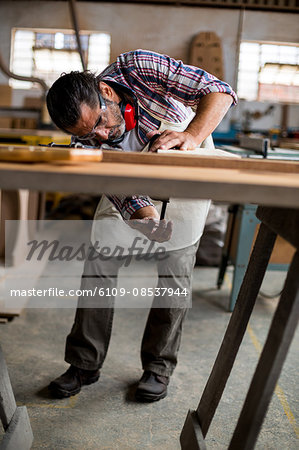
[48,365,100,398]
[135,370,169,402]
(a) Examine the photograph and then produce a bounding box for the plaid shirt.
[98,49,237,219]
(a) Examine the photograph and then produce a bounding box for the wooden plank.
[0,145,102,163]
[102,149,299,173]
[189,31,224,80]
[229,251,299,450]
[1,143,299,171]
[195,223,277,437]
[0,346,17,429]
[0,406,33,450]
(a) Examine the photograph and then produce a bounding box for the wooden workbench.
[0,149,299,207]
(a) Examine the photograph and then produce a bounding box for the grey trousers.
[65,241,199,377]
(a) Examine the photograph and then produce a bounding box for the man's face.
[68,99,126,143]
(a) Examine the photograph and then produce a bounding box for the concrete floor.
[0,261,298,449]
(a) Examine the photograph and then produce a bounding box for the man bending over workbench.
[46,49,237,401]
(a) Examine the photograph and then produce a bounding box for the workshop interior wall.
[0,1,298,130]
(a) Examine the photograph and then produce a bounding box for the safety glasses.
[74,93,107,141]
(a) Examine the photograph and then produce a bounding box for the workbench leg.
[228,250,299,450]
[180,222,276,448]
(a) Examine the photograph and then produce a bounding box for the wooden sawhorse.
[180,206,299,449]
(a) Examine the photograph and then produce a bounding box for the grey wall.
[0,1,298,130]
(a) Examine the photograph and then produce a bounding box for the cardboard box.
[0,84,12,128]
[0,84,12,106]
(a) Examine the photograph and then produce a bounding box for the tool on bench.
[40,141,95,149]
[238,135,270,158]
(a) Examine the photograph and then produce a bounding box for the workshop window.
[10,28,111,89]
[237,41,299,103]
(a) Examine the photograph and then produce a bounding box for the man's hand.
[148,130,197,152]
[129,217,173,242]
[128,205,173,242]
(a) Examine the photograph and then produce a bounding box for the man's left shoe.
[135,370,169,402]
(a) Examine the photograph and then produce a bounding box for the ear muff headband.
[98,92,107,110]
[119,101,137,132]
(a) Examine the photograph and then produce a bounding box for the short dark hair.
[46,71,99,132]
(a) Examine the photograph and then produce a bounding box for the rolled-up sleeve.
[107,194,155,220]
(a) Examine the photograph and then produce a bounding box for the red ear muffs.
[120,102,137,131]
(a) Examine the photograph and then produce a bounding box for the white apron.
[91,109,226,255]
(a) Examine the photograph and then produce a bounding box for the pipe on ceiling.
[68,0,87,71]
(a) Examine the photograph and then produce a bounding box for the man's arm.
[106,195,172,242]
[149,92,233,152]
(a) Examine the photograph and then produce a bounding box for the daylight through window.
[237,41,299,103]
[10,28,111,89]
